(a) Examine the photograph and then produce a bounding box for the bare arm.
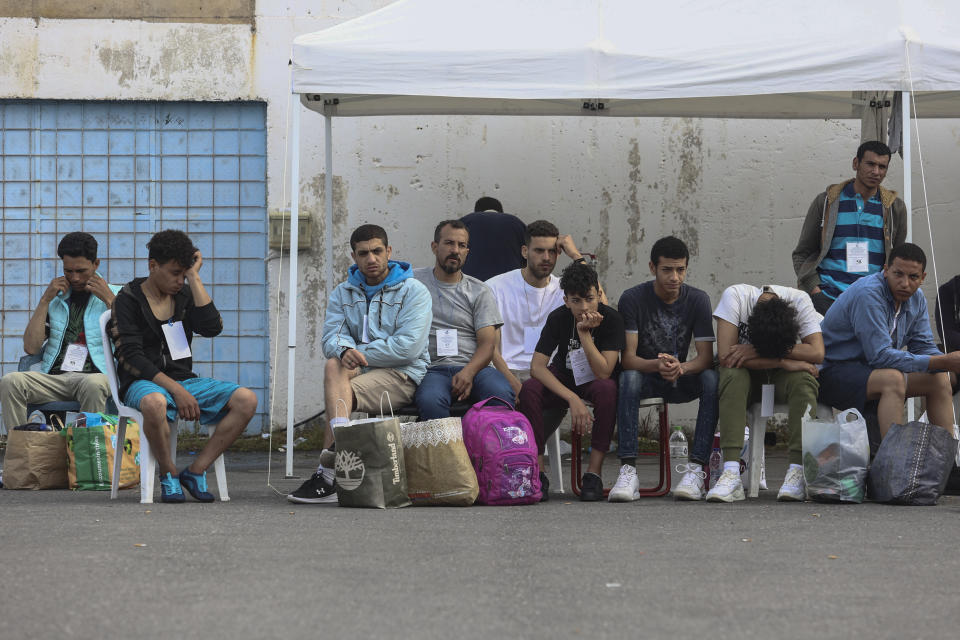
[492,329,523,397]
[681,339,715,376]
[577,312,618,379]
[620,332,662,373]
[451,325,498,400]
[23,278,69,354]
[184,250,212,307]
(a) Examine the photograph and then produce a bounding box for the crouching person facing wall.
[288,224,432,505]
[518,262,624,502]
[109,230,258,503]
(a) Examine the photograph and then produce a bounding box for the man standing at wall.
[792,141,907,314]
[288,224,432,504]
[413,220,514,418]
[460,196,527,282]
[610,236,717,502]
[0,232,119,428]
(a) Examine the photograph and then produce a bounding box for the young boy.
[110,229,258,503]
[518,262,624,501]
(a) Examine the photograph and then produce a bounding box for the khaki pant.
[351,368,417,415]
[0,371,111,428]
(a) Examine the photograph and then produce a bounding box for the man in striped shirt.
[792,141,907,315]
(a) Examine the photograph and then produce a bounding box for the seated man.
[611,236,717,502]
[518,262,624,501]
[820,243,960,441]
[110,230,258,503]
[288,224,432,504]
[707,284,823,503]
[1,232,119,428]
[413,220,514,418]
[460,196,527,281]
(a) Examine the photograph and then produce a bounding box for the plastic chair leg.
[110,418,128,500]
[545,429,564,494]
[140,425,156,504]
[208,425,230,502]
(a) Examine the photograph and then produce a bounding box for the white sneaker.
[706,470,745,503]
[777,466,806,502]
[673,468,705,501]
[607,465,640,502]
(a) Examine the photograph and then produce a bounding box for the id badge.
[846,241,869,273]
[569,348,597,386]
[436,329,459,357]
[761,384,775,417]
[61,343,89,372]
[523,326,540,353]
[361,314,370,343]
[161,320,193,360]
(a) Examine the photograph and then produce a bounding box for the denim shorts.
[819,361,874,411]
[124,377,240,424]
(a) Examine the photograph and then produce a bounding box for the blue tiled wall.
[0,101,269,432]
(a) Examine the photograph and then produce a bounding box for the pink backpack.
[461,397,541,505]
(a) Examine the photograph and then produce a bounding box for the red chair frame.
[570,398,670,498]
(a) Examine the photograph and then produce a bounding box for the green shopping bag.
[61,416,141,491]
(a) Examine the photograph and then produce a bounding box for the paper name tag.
[436,329,459,357]
[569,348,597,386]
[362,314,370,343]
[61,343,89,372]
[847,241,869,273]
[760,383,775,417]
[161,320,192,360]
[523,326,540,353]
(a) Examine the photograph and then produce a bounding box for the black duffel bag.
[867,421,957,505]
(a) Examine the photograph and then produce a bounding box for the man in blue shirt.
[792,141,907,315]
[820,243,960,439]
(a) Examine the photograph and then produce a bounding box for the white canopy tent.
[284,0,960,474]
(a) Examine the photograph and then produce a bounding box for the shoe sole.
[706,488,745,503]
[673,490,703,501]
[607,490,640,502]
[777,492,805,502]
[287,493,338,504]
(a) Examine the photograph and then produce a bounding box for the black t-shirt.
[460,211,526,282]
[535,303,625,373]
[617,281,714,362]
[50,292,95,374]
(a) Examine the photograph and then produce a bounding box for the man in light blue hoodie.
[288,224,432,504]
[820,243,960,440]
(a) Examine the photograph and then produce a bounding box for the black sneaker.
[580,472,604,502]
[287,472,338,504]
[539,471,550,502]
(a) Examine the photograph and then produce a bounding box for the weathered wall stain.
[624,137,645,275]
[596,188,611,280]
[0,21,39,96]
[664,118,704,256]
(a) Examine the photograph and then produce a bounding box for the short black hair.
[559,262,599,298]
[524,220,559,246]
[350,224,388,251]
[434,219,468,243]
[856,140,892,161]
[747,297,800,360]
[57,232,98,262]
[650,236,689,267]
[474,196,503,213]
[887,242,927,271]
[147,229,197,268]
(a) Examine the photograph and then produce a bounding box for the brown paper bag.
[3,429,69,490]
[400,417,479,506]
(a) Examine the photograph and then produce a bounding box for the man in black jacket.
[109,229,257,503]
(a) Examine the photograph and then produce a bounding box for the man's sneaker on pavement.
[580,472,604,502]
[608,465,640,502]
[539,471,550,502]
[673,468,706,501]
[777,466,807,502]
[287,471,338,504]
[179,467,215,502]
[705,469,745,503]
[160,472,185,504]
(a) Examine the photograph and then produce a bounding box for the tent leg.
[286,94,301,478]
[901,91,916,422]
[325,115,334,294]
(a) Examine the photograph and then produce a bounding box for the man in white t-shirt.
[487,219,584,500]
[706,285,824,503]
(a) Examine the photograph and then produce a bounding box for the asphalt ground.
[1,450,958,640]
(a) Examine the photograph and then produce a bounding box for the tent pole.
[285,93,301,477]
[325,115,334,293]
[902,90,915,422]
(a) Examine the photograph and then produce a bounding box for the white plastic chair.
[99,310,229,503]
[743,401,832,498]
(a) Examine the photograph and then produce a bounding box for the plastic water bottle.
[708,432,722,489]
[668,426,688,495]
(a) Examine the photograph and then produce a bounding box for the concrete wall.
[3,1,960,430]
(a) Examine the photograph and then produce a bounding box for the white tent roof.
[292,0,960,118]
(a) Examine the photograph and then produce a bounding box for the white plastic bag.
[802,408,870,503]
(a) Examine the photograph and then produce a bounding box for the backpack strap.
[470,396,515,411]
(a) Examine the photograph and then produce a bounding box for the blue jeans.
[616,368,718,465]
[415,365,515,419]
